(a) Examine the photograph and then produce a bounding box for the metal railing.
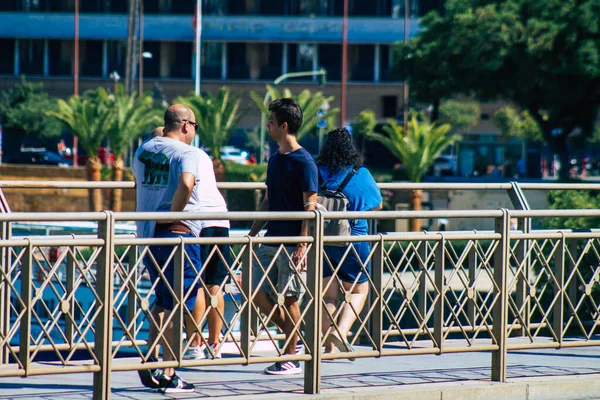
[1,182,600,399]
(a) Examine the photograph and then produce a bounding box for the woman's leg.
[335,281,369,342]
[321,276,340,353]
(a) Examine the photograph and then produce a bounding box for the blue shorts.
[147,229,202,311]
[200,226,231,286]
[323,241,371,284]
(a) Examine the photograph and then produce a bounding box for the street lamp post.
[258,69,327,164]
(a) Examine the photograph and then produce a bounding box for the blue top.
[318,165,382,236]
[266,148,319,237]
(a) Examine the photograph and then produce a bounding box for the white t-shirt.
[132,136,229,238]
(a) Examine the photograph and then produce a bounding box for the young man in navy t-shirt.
[248,98,318,375]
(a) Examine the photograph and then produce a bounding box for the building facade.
[0,0,441,123]
[0,0,516,175]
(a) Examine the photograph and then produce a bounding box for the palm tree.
[367,115,460,231]
[175,87,245,181]
[46,89,113,211]
[249,85,339,141]
[106,86,162,211]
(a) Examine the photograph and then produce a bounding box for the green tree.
[0,77,62,141]
[438,100,480,132]
[394,0,600,181]
[249,84,339,140]
[542,190,600,230]
[46,88,113,211]
[351,109,377,157]
[106,85,162,211]
[494,106,544,143]
[176,87,245,181]
[366,115,460,231]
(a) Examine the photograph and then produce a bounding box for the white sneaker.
[204,342,222,359]
[183,344,206,360]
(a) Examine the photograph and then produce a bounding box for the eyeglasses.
[183,119,199,130]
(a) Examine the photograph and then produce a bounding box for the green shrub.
[542,190,600,230]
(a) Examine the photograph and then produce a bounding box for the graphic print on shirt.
[138,150,170,185]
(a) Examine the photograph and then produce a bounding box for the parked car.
[5,151,72,167]
[220,146,249,164]
[432,155,458,176]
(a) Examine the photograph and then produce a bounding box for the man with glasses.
[133,104,230,394]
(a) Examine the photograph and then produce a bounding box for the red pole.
[138,0,144,96]
[402,0,410,134]
[73,0,79,167]
[340,0,348,126]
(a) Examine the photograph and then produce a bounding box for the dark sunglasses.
[183,119,198,129]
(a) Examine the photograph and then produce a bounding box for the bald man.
[150,126,164,139]
[133,104,229,394]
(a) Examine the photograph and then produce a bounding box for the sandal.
[326,332,356,362]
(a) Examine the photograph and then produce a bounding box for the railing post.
[370,235,384,353]
[65,247,75,347]
[507,182,531,336]
[418,241,428,320]
[0,220,11,365]
[468,243,477,328]
[553,233,565,344]
[491,208,509,382]
[434,235,445,352]
[127,246,139,339]
[241,237,252,364]
[93,212,115,400]
[19,240,33,374]
[566,239,578,321]
[304,211,322,394]
[172,238,184,365]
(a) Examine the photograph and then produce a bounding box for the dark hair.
[268,98,303,134]
[316,128,362,172]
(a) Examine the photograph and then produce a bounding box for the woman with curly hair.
[316,128,382,355]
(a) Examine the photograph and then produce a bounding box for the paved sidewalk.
[2,343,600,399]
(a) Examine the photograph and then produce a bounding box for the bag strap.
[318,167,357,192]
[336,168,357,193]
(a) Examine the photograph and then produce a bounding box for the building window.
[171,0,194,14]
[227,43,249,79]
[318,44,341,81]
[349,45,374,81]
[258,0,285,15]
[80,40,103,76]
[49,39,73,76]
[107,40,126,78]
[287,43,316,77]
[380,45,398,81]
[382,95,398,118]
[202,42,222,79]
[228,0,246,14]
[260,43,282,79]
[19,39,44,75]
[391,0,419,19]
[0,40,15,74]
[0,0,18,11]
[205,0,227,15]
[141,41,161,78]
[351,0,377,16]
[172,42,192,78]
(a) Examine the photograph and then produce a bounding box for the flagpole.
[194,0,202,96]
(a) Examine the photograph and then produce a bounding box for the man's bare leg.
[148,305,164,359]
[254,290,286,331]
[160,309,176,377]
[206,285,224,344]
[283,296,301,355]
[186,288,206,347]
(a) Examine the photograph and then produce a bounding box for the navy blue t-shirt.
[265,148,319,237]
